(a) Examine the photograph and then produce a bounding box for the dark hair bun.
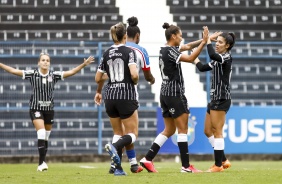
[127,16,138,27]
[162,23,170,29]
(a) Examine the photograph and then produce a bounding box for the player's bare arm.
[0,63,23,77]
[179,39,203,52]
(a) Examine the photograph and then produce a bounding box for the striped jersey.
[22,69,64,110]
[159,45,185,96]
[97,44,137,100]
[207,44,232,100]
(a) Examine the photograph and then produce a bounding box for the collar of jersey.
[38,69,49,77]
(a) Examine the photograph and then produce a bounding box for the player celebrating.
[0,53,94,171]
[140,23,209,173]
[193,32,235,172]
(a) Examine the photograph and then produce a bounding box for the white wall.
[116,0,207,107]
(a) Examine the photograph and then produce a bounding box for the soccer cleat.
[105,143,121,167]
[222,159,231,169]
[139,157,158,173]
[181,165,203,173]
[108,163,116,174]
[37,161,48,172]
[206,165,224,172]
[114,169,127,176]
[130,164,144,173]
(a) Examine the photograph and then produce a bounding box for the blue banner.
[157,106,282,154]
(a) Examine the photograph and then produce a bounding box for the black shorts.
[29,110,55,124]
[160,95,190,118]
[104,99,138,119]
[207,99,231,114]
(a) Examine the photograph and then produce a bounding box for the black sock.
[38,139,45,165]
[222,150,227,162]
[113,134,132,150]
[145,143,160,161]
[44,141,48,161]
[117,148,123,163]
[214,150,223,167]
[178,142,189,168]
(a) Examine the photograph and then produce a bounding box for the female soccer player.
[140,23,209,173]
[0,53,94,171]
[107,16,155,174]
[94,22,139,176]
[193,32,235,172]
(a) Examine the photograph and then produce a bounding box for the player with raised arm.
[140,23,209,173]
[193,32,235,172]
[0,53,94,171]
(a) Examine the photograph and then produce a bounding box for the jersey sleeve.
[207,44,231,64]
[139,47,150,71]
[22,70,35,80]
[207,44,225,63]
[128,49,137,66]
[168,47,182,64]
[53,71,64,81]
[97,56,106,73]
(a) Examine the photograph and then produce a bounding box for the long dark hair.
[162,22,180,41]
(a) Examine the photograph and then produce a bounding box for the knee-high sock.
[145,133,168,161]
[37,129,46,165]
[112,135,122,162]
[214,138,224,167]
[209,135,227,161]
[177,134,189,168]
[45,131,51,159]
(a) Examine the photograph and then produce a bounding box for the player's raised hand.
[202,26,209,43]
[84,56,95,66]
[210,31,223,42]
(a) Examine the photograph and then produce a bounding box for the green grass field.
[1,161,282,184]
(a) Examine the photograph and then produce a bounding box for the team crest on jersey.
[34,111,41,118]
[171,114,197,146]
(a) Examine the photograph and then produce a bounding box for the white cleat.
[37,161,48,172]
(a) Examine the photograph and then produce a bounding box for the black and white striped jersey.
[159,45,185,96]
[23,69,64,111]
[97,44,137,100]
[207,44,232,100]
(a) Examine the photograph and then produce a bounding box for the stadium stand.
[0,0,158,156]
[166,0,282,106]
[1,0,282,157]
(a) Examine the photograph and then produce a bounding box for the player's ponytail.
[110,22,126,43]
[127,16,140,39]
[162,22,180,41]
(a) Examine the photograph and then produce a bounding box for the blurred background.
[0,0,282,161]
